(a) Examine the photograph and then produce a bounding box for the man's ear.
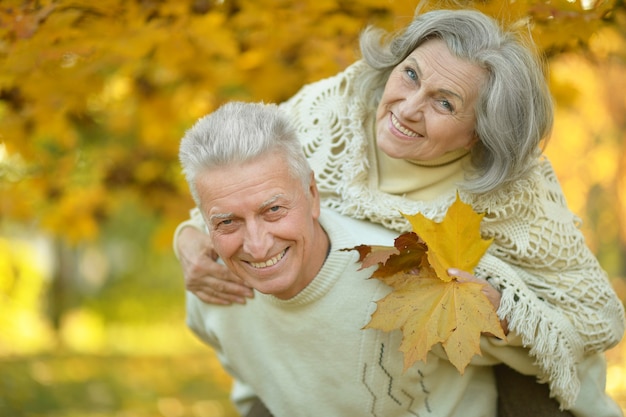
[308,171,321,219]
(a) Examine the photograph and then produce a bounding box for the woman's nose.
[399,91,425,120]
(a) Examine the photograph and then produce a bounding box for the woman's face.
[376,38,487,162]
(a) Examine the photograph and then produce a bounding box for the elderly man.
[178,101,518,417]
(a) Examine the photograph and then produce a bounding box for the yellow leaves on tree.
[0,0,622,248]
[351,194,505,374]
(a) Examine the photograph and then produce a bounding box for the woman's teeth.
[391,114,418,137]
[249,249,286,268]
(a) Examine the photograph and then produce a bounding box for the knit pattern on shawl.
[280,60,625,409]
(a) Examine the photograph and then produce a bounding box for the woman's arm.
[174,209,253,304]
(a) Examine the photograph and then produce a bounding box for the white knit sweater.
[187,210,499,417]
[276,60,625,409]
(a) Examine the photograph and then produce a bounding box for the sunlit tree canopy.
[1,0,624,247]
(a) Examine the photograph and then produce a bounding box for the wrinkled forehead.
[196,154,307,212]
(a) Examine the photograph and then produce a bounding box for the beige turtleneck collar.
[372,145,470,202]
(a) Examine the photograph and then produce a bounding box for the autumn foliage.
[0,0,624,249]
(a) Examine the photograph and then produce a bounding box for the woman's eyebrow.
[407,56,464,104]
[406,57,422,78]
[439,88,464,104]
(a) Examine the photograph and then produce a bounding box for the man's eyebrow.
[259,194,284,211]
[209,212,233,224]
[207,194,285,224]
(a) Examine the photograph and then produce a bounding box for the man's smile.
[247,248,288,269]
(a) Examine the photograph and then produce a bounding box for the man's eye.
[265,206,286,220]
[215,219,233,229]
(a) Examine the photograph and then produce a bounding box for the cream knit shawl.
[280,60,625,408]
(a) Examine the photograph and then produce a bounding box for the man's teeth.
[249,250,286,268]
[391,114,418,137]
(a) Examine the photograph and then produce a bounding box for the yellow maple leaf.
[403,192,493,282]
[352,192,505,374]
[364,268,504,373]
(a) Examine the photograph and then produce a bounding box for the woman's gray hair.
[179,101,312,206]
[358,7,554,193]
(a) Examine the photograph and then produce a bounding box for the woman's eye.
[405,67,418,81]
[440,99,454,112]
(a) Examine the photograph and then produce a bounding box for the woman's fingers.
[447,268,508,334]
[190,276,255,305]
[177,226,253,305]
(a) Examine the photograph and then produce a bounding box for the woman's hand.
[177,226,254,305]
[447,268,509,335]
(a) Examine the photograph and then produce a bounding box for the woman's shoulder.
[280,60,369,110]
[464,157,558,213]
[278,60,373,158]
[299,60,369,90]
[468,157,572,221]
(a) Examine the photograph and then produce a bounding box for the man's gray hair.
[358,7,554,193]
[179,101,312,206]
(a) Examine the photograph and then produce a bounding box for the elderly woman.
[174,7,624,416]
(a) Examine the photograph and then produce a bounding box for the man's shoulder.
[320,208,398,247]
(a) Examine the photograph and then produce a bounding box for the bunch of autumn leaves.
[348,194,506,373]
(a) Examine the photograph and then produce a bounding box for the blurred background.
[0,0,625,416]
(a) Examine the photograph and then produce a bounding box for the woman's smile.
[390,113,420,138]
[389,112,421,138]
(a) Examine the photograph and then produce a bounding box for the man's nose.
[242,221,272,259]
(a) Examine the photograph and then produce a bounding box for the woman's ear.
[465,132,480,149]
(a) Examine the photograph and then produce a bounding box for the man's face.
[195,153,326,299]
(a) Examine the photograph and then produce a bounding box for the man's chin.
[253,280,296,299]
